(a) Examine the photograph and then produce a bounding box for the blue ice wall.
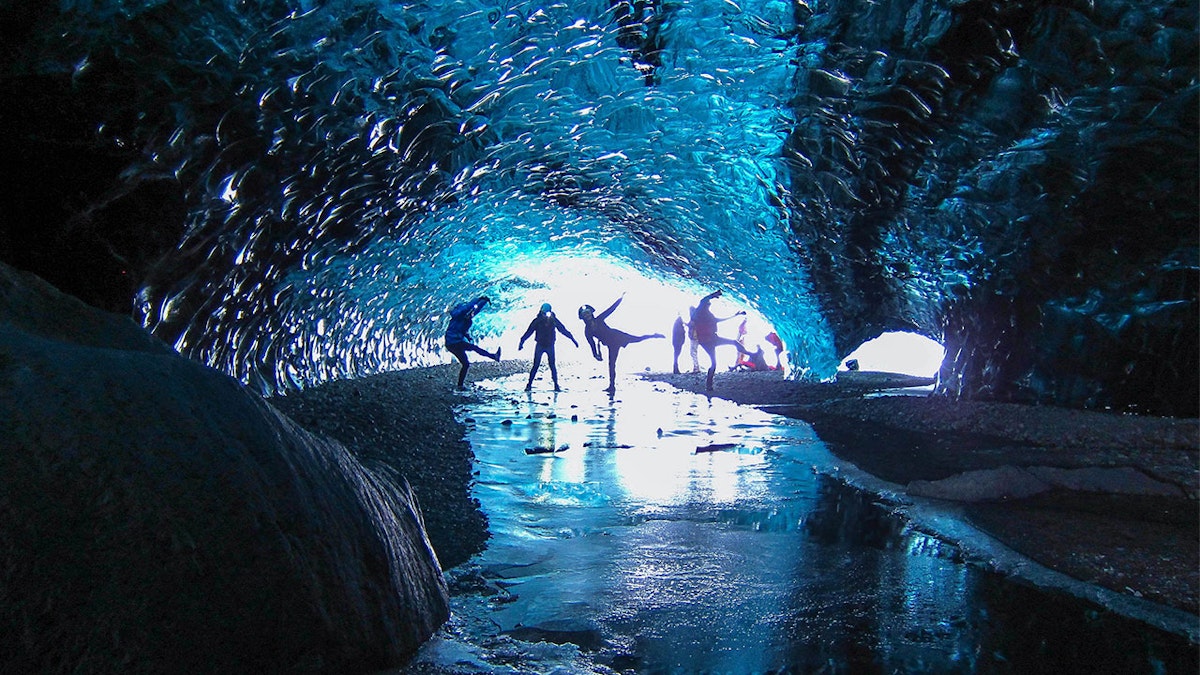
[4,0,833,391]
[1,0,1196,413]
[781,0,1197,413]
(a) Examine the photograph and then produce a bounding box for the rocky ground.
[269,362,1199,622]
[269,361,527,570]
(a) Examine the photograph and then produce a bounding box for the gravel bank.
[269,361,529,570]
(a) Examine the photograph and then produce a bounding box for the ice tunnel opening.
[840,332,945,379]
[485,252,780,376]
[257,179,833,396]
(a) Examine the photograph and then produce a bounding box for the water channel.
[399,374,1196,674]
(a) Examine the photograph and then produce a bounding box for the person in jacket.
[445,296,501,389]
[691,289,750,391]
[579,294,664,393]
[671,313,687,374]
[519,303,578,391]
[765,331,784,370]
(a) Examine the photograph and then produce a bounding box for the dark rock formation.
[0,263,447,673]
[785,0,1198,415]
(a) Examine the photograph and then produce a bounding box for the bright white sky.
[841,332,945,377]
[492,254,777,374]
[471,253,944,378]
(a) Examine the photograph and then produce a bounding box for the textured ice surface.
[401,374,1196,672]
[420,375,982,672]
[7,0,1196,412]
[108,0,834,392]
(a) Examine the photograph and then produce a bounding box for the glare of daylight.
[842,332,945,378]
[492,254,776,374]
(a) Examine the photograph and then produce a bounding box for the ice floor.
[399,372,1195,674]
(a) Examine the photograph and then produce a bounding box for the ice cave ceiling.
[0,0,1196,415]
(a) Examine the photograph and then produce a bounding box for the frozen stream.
[400,374,1194,674]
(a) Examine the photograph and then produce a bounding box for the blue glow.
[494,253,780,373]
[273,186,822,387]
[105,0,840,392]
[13,0,1193,410]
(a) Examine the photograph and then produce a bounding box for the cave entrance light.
[841,332,945,378]
[486,252,778,376]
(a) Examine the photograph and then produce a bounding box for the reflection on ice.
[476,376,791,516]
[419,374,975,672]
[403,374,1194,674]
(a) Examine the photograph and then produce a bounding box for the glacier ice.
[0,0,1195,413]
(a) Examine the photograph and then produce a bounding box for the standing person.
[519,303,578,391]
[579,295,665,393]
[687,306,701,372]
[765,331,784,370]
[734,317,755,370]
[691,289,750,391]
[671,313,687,374]
[445,296,501,390]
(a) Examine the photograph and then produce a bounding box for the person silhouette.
[671,313,687,374]
[444,296,501,390]
[734,345,772,372]
[765,331,784,370]
[579,295,664,393]
[691,289,750,390]
[519,303,578,391]
[687,306,701,372]
[734,317,754,370]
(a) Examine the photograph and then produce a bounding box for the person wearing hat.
[445,296,502,390]
[518,302,579,391]
[578,294,665,393]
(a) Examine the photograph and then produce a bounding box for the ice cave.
[3,0,1195,413]
[1,0,1196,672]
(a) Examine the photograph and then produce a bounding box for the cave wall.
[783,0,1198,415]
[0,0,1195,414]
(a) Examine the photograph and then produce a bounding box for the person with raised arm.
[519,302,578,391]
[578,294,664,393]
[691,289,750,391]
